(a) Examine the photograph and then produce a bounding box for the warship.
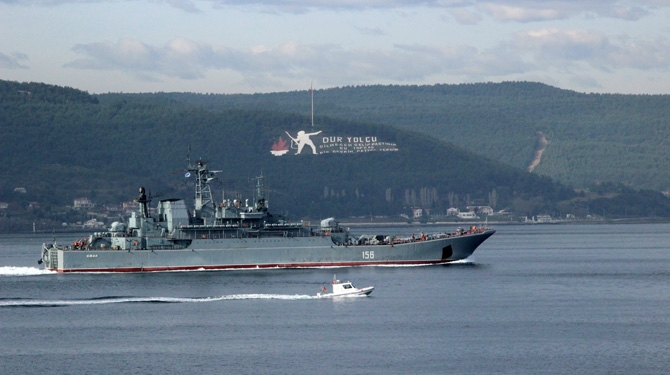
[39,158,495,273]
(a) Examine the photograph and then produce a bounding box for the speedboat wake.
[0,266,56,276]
[0,294,317,307]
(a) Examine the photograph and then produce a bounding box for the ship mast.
[251,173,267,210]
[135,187,150,218]
[187,155,218,218]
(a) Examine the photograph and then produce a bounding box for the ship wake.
[0,266,56,276]
[0,294,318,307]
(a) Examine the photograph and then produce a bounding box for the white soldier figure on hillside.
[286,130,322,154]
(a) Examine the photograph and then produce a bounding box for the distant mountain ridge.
[1,79,669,227]
[148,82,670,193]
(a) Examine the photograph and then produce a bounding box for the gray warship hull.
[39,157,495,273]
[41,229,494,273]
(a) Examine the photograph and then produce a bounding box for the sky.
[1,0,670,95]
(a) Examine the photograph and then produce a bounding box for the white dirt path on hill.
[528,131,548,172]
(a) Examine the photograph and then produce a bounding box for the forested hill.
[141,82,670,193]
[1,80,669,225]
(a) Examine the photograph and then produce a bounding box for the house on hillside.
[466,205,494,216]
[105,205,123,214]
[74,197,95,209]
[457,211,478,219]
[83,218,105,229]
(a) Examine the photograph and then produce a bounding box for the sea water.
[1,224,669,374]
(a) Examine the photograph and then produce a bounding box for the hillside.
[1,80,669,232]
[149,82,670,193]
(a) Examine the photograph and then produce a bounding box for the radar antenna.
[187,157,218,218]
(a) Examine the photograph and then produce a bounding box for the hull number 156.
[362,251,375,259]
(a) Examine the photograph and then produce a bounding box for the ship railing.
[148,245,186,250]
[264,223,308,228]
[182,224,240,229]
[357,230,483,246]
[170,228,313,240]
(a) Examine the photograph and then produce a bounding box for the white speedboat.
[317,275,374,297]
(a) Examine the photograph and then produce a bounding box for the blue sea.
[1,224,669,375]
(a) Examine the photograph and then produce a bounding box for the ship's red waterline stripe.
[54,259,457,273]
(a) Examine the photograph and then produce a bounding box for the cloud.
[512,29,670,71]
[355,26,386,36]
[63,30,670,90]
[516,29,611,61]
[447,8,483,25]
[66,38,225,80]
[0,0,661,22]
[164,0,199,12]
[480,3,572,22]
[569,74,603,90]
[63,37,529,85]
[0,52,29,69]
[594,3,650,21]
[445,1,654,24]
[211,0,446,11]
[206,0,658,21]
[206,1,656,23]
[0,0,199,11]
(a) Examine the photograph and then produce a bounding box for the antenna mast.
[251,173,267,210]
[188,158,217,218]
